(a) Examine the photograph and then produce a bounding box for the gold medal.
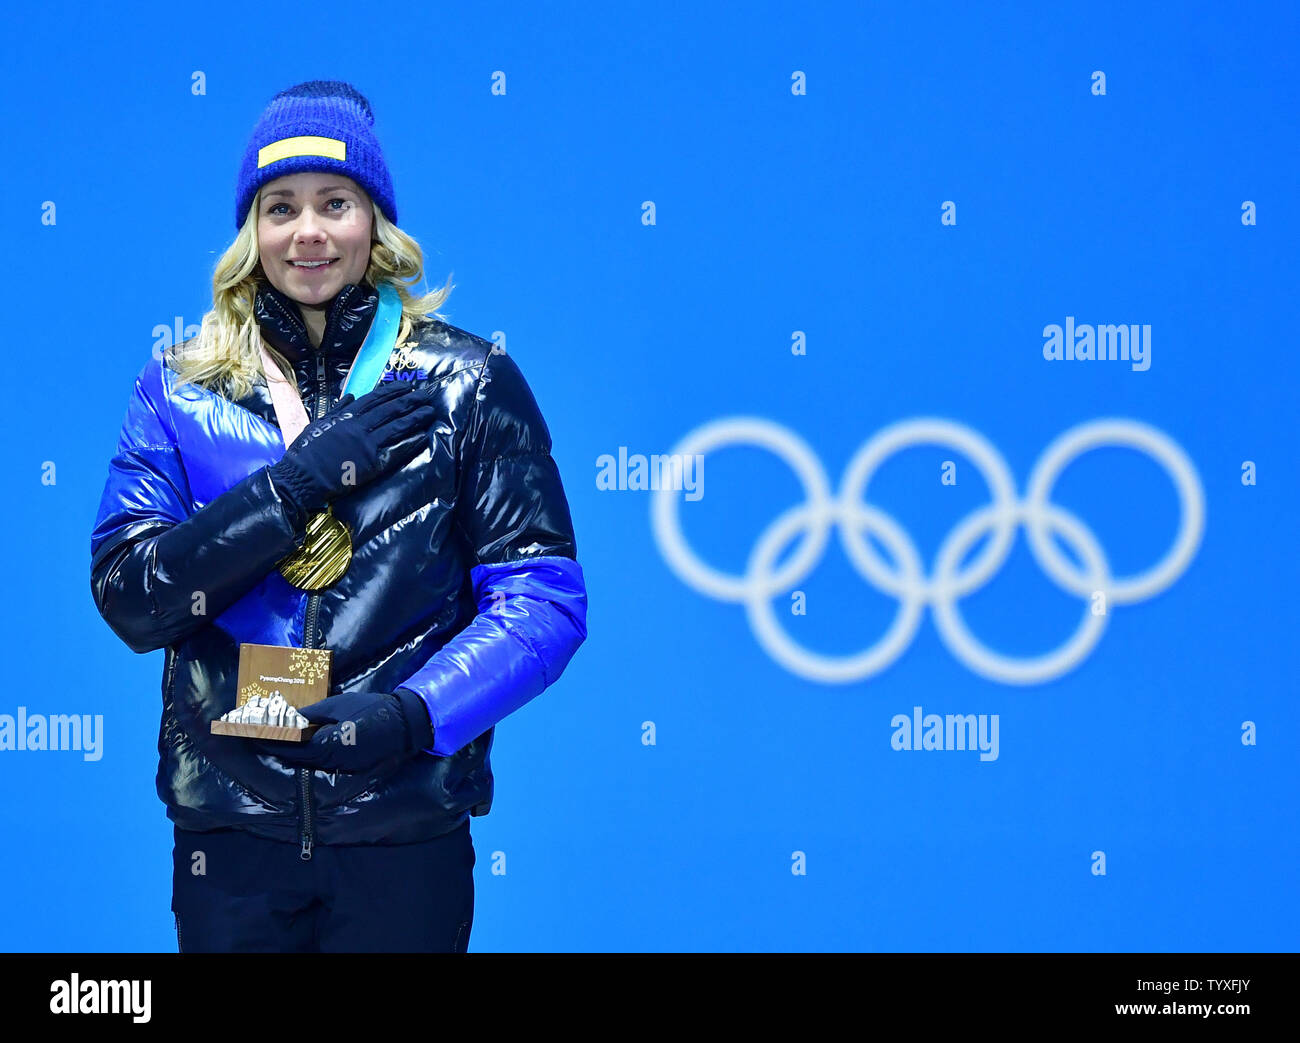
[277,506,353,590]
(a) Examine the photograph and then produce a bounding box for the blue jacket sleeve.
[393,347,588,756]
[89,355,308,654]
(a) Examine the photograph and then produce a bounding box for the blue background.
[0,0,1295,952]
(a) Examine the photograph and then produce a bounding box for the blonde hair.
[172,186,454,400]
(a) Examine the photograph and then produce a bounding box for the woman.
[89,80,588,953]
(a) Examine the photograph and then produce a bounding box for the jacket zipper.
[268,288,360,861]
[298,349,329,862]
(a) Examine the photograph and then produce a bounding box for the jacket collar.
[254,278,380,364]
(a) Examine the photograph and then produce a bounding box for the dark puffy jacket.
[89,279,588,856]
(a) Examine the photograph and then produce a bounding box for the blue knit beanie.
[234,80,397,230]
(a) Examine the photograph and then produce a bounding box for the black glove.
[269,381,437,529]
[250,688,435,774]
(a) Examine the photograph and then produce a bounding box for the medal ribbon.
[259,281,404,446]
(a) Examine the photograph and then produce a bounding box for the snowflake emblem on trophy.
[241,681,270,705]
[289,648,329,685]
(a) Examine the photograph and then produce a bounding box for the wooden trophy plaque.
[209,643,333,742]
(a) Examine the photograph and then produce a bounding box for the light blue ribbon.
[341,281,403,400]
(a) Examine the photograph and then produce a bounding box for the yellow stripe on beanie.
[257,135,347,168]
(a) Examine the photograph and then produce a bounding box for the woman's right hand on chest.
[268,381,436,524]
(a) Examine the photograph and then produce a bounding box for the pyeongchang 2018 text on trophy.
[210,642,333,742]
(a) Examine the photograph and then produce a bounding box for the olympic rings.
[650,417,1204,685]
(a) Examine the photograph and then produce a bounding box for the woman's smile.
[289,257,340,273]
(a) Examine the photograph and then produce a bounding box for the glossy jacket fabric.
[89,279,588,851]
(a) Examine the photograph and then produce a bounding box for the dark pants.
[170,818,475,953]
